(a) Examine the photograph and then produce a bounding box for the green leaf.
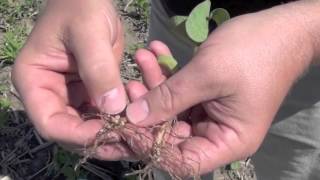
[210,8,230,26]
[0,26,27,63]
[0,98,11,109]
[230,161,241,170]
[157,55,178,73]
[185,0,211,43]
[171,15,188,26]
[0,85,8,92]
[170,17,189,43]
[62,166,76,180]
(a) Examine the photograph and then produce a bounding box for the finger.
[24,87,105,146]
[44,111,104,145]
[68,19,127,114]
[60,142,136,161]
[67,81,90,108]
[95,143,136,161]
[135,48,166,89]
[126,81,148,101]
[121,124,154,157]
[149,40,172,57]
[12,51,109,150]
[126,55,216,126]
[120,121,192,158]
[166,121,192,145]
[14,65,132,161]
[149,40,175,77]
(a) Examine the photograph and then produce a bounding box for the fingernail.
[97,86,126,114]
[126,99,149,124]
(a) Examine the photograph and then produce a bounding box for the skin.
[126,1,320,176]
[11,0,131,160]
[12,0,320,177]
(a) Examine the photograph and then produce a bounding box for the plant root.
[75,113,200,179]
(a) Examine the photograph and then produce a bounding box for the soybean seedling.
[171,0,230,44]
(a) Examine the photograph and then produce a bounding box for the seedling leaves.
[157,55,178,73]
[186,0,211,43]
[230,161,241,170]
[171,15,188,26]
[170,16,189,42]
[210,8,230,26]
[0,98,11,109]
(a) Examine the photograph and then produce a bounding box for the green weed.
[133,0,150,20]
[0,0,37,65]
[0,25,28,64]
[128,42,145,55]
[0,0,41,29]
[0,97,11,127]
[229,161,241,170]
[49,146,88,180]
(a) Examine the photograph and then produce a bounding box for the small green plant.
[171,0,230,44]
[0,0,40,28]
[0,97,11,110]
[50,146,88,180]
[124,0,149,20]
[134,0,150,20]
[161,0,230,73]
[0,0,18,26]
[128,42,145,55]
[0,84,8,93]
[229,161,241,170]
[0,26,27,64]
[0,97,11,127]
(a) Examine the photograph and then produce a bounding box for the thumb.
[126,60,212,126]
[68,20,126,114]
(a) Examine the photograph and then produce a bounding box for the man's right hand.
[126,1,320,176]
[11,0,131,160]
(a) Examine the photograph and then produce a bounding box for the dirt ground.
[0,0,256,180]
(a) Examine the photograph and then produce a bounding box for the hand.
[11,0,129,160]
[126,3,319,176]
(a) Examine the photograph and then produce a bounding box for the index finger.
[13,62,103,146]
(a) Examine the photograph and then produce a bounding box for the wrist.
[275,1,320,65]
[244,2,316,80]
